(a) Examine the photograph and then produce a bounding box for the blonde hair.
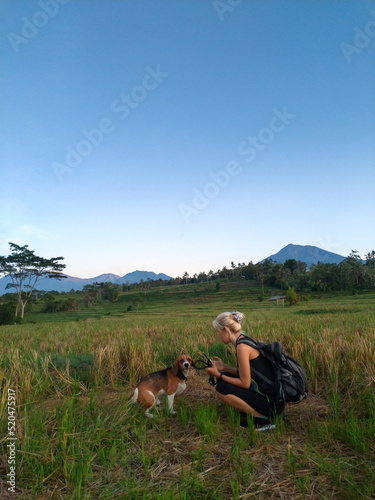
[212,311,245,335]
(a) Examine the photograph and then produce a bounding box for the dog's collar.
[177,370,188,381]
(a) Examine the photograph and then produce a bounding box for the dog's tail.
[130,387,138,403]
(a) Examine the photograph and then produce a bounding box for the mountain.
[115,271,172,285]
[262,244,346,268]
[0,271,172,296]
[0,245,352,296]
[90,274,121,284]
[0,273,121,295]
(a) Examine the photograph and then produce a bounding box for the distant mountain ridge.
[262,243,346,268]
[0,270,173,295]
[0,245,354,296]
[115,270,172,285]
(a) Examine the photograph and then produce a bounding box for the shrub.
[0,302,16,325]
[286,286,298,306]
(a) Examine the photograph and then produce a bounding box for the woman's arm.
[212,357,238,375]
[207,345,252,389]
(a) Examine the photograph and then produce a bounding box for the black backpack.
[237,334,308,403]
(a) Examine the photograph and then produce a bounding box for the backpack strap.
[236,333,258,349]
[248,365,274,386]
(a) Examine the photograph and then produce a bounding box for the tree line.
[1,242,375,324]
[173,250,375,293]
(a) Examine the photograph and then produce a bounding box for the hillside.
[15,279,278,323]
[8,276,375,325]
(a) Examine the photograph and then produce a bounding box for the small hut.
[268,295,286,306]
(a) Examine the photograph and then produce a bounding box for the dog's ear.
[172,359,179,376]
[188,356,194,367]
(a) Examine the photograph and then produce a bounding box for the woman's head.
[212,311,245,343]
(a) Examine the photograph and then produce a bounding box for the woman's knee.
[216,392,227,402]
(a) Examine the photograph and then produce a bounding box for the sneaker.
[255,422,276,432]
[239,414,275,431]
[240,415,249,428]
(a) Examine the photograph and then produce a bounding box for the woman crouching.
[206,311,284,429]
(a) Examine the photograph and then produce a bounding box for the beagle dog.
[130,355,194,418]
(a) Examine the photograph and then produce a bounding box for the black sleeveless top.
[236,335,277,399]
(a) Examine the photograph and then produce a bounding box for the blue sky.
[1,0,374,278]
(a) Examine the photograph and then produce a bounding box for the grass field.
[1,281,374,499]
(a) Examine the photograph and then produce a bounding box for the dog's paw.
[145,412,157,419]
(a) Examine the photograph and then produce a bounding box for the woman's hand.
[212,357,225,371]
[206,361,221,378]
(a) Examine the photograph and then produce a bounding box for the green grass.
[0,281,374,498]
[20,280,375,324]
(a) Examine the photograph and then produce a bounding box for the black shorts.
[215,372,285,418]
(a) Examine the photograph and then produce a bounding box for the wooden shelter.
[268,295,286,306]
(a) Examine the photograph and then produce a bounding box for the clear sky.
[1,0,374,279]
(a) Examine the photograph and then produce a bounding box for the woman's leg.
[216,392,264,417]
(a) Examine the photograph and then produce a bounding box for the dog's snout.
[183,361,190,368]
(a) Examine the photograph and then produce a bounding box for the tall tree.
[343,250,363,289]
[365,250,375,269]
[0,242,66,319]
[231,261,236,278]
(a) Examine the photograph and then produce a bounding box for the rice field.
[0,285,374,499]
